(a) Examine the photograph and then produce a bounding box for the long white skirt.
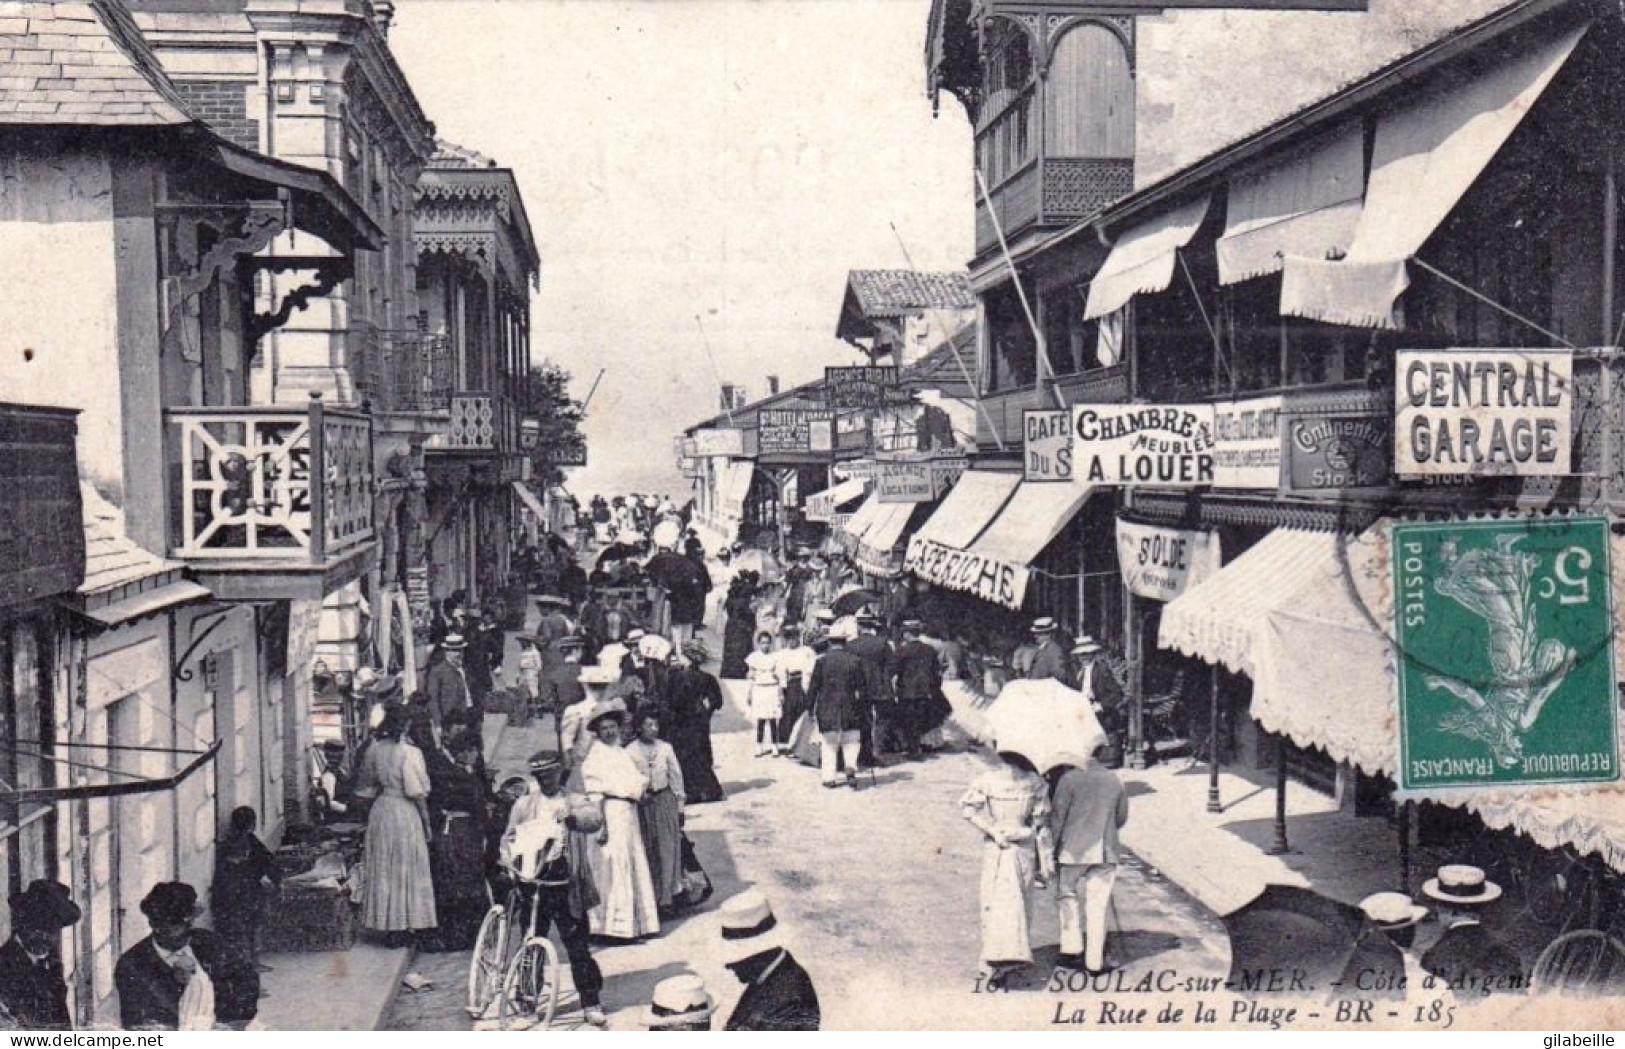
[361,794,437,932]
[979,839,1035,965]
[587,797,661,939]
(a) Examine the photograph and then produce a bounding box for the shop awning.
[718,461,756,520]
[1280,21,1587,328]
[1084,195,1211,320]
[80,580,212,628]
[512,481,548,524]
[907,470,1019,551]
[967,481,1095,572]
[855,501,920,578]
[840,491,890,549]
[804,478,867,523]
[1216,122,1363,286]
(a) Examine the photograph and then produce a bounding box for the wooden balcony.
[973,364,1129,449]
[427,392,519,456]
[350,325,456,414]
[166,396,375,600]
[973,157,1133,258]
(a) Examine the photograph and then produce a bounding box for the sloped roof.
[845,269,975,316]
[901,324,978,398]
[0,0,194,126]
[79,482,185,597]
[428,138,496,170]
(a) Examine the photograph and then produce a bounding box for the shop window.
[0,621,57,919]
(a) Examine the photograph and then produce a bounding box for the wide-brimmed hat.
[1359,891,1428,930]
[681,639,711,663]
[440,633,468,651]
[578,665,619,687]
[537,594,572,609]
[140,882,202,925]
[1071,637,1103,656]
[1422,865,1502,906]
[10,881,80,932]
[642,973,716,1029]
[586,698,629,732]
[828,618,858,642]
[527,750,564,774]
[719,888,779,965]
[1031,617,1058,634]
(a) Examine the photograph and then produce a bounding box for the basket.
[259,884,357,953]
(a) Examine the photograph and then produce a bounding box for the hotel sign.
[759,409,835,455]
[1394,349,1571,477]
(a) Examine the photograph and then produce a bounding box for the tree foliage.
[516,360,587,484]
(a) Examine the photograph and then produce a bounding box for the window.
[1041,285,1103,377]
[1045,23,1134,159]
[0,619,57,933]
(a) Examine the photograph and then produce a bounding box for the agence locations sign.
[1395,349,1571,477]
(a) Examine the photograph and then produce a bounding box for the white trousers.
[819,730,860,784]
[1057,863,1117,970]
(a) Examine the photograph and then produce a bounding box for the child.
[210,806,280,973]
[744,632,783,756]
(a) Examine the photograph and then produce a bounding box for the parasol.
[981,679,1106,772]
[1222,885,1402,995]
[651,519,682,551]
[830,588,878,618]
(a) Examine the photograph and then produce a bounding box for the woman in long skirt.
[355,707,437,945]
[426,729,491,950]
[580,703,660,940]
[744,632,784,756]
[773,626,816,750]
[666,642,725,803]
[719,574,758,679]
[626,712,685,913]
[959,751,1053,990]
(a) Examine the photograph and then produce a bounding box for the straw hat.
[578,665,619,687]
[719,888,779,965]
[440,633,467,651]
[1031,617,1058,635]
[1422,865,1502,906]
[1359,891,1428,930]
[641,973,716,1030]
[1071,637,1103,656]
[586,698,630,732]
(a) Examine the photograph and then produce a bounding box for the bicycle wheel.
[465,904,511,1019]
[497,937,561,1031]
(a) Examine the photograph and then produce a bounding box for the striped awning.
[804,478,867,523]
[855,501,919,578]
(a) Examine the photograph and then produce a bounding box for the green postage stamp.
[1393,517,1620,790]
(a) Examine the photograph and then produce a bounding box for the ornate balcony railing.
[350,324,456,414]
[167,396,374,563]
[441,392,516,453]
[974,363,1129,449]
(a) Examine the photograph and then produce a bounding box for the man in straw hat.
[115,882,260,1030]
[642,972,717,1030]
[1049,746,1129,975]
[1355,891,1428,999]
[1419,865,1526,994]
[0,881,80,1028]
[424,633,472,734]
[810,619,868,789]
[718,889,819,1030]
[1027,617,1076,689]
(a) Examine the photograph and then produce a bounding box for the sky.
[391,0,974,499]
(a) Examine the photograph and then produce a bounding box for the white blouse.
[627,739,685,801]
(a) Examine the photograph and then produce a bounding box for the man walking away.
[809,620,866,789]
[891,620,940,760]
[847,612,894,763]
[1049,748,1128,975]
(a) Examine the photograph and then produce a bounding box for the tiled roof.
[429,138,496,170]
[845,269,976,317]
[0,0,193,126]
[79,482,184,597]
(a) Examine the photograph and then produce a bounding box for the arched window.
[1044,22,1133,159]
[977,19,1038,186]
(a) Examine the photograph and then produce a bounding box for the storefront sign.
[1073,405,1216,486]
[805,482,864,522]
[878,460,934,503]
[1212,396,1282,489]
[1393,517,1617,789]
[759,409,835,455]
[1394,349,1571,476]
[1115,520,1221,602]
[1283,413,1391,494]
[825,366,907,409]
[904,536,1029,610]
[678,456,702,478]
[930,455,968,496]
[809,417,834,453]
[692,427,746,458]
[1024,409,1073,483]
[834,459,881,481]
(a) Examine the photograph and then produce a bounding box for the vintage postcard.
[2,0,1624,1034]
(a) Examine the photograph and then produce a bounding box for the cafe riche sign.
[1394,349,1572,476]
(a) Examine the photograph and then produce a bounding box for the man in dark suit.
[719,890,819,1031]
[115,882,259,1030]
[891,620,941,760]
[809,620,868,789]
[424,634,472,733]
[847,613,894,763]
[1027,617,1077,689]
[0,881,80,1029]
[1419,866,1526,995]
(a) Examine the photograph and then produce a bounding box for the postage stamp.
[1392,517,1619,790]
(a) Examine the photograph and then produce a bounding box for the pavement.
[256,942,413,1031]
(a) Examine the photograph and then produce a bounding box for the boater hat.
[440,633,468,651]
[1071,637,1103,656]
[1359,891,1428,930]
[641,973,717,1030]
[719,888,779,965]
[1422,864,1502,906]
[1031,617,1058,634]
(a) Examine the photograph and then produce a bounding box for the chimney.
[372,0,396,38]
[767,375,780,395]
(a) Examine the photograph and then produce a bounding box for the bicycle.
[466,867,562,1029]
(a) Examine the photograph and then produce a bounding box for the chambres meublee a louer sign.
[1394,349,1572,477]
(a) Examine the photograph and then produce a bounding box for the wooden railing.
[167,396,374,562]
[442,392,516,453]
[973,363,1129,448]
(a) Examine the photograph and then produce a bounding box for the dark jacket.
[210,832,279,924]
[424,661,470,726]
[114,931,259,1030]
[724,949,820,1031]
[847,633,894,705]
[1420,922,1527,995]
[541,662,586,713]
[0,938,69,1029]
[892,639,942,701]
[809,646,867,734]
[1027,639,1076,689]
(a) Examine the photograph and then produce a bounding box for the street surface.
[384,628,1228,1031]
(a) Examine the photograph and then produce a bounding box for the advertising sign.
[692,427,746,458]
[930,455,968,497]
[809,417,834,453]
[1394,349,1571,476]
[904,536,1029,610]
[878,459,934,503]
[1024,409,1073,483]
[826,365,906,409]
[834,459,881,481]
[1073,405,1216,486]
[1211,396,1282,489]
[759,408,835,455]
[1283,413,1391,494]
[1392,517,1617,789]
[1115,520,1221,603]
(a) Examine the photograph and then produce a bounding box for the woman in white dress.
[354,706,437,945]
[580,702,661,940]
[960,750,1054,989]
[561,666,617,781]
[744,632,784,756]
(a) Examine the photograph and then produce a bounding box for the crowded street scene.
[1,0,1625,1036]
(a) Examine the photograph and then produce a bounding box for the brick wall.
[171,79,258,151]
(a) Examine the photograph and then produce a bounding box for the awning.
[804,478,867,523]
[840,491,890,551]
[1084,195,1211,320]
[949,481,1097,610]
[718,461,756,520]
[1280,22,1587,328]
[512,481,548,524]
[1216,122,1363,286]
[907,470,1019,550]
[902,470,1026,608]
[855,501,919,578]
[79,580,213,628]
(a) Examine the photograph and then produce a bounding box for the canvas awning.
[804,478,867,523]
[717,461,756,520]
[840,491,890,550]
[1084,195,1211,320]
[1280,21,1588,328]
[855,501,920,578]
[79,580,212,628]
[907,470,1020,551]
[512,481,548,524]
[1217,122,1364,286]
[951,481,1097,610]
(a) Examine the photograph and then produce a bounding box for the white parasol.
[982,679,1107,772]
[651,519,682,551]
